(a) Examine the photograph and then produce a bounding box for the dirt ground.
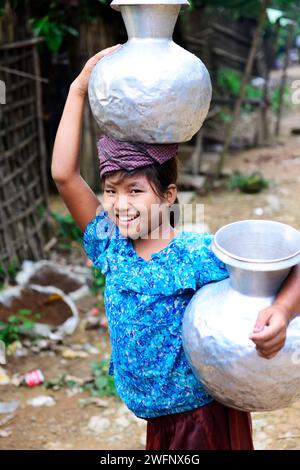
[1,67,300,450]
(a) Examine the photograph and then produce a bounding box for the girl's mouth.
[117,212,140,226]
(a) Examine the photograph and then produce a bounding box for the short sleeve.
[82,209,119,273]
[187,233,229,288]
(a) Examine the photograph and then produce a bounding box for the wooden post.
[216,0,271,178]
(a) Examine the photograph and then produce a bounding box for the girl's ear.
[164,184,177,206]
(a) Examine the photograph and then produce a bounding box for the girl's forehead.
[105,173,150,187]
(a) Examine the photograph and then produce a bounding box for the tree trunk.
[216,0,271,178]
[275,22,295,137]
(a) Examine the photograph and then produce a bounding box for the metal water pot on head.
[182,219,300,412]
[88,0,212,143]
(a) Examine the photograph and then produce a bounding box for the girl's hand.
[70,44,122,97]
[249,304,289,359]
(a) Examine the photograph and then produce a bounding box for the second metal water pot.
[182,220,300,412]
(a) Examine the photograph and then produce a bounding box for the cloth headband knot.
[97,135,178,178]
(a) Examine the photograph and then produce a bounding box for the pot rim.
[111,0,189,11]
[213,219,300,268]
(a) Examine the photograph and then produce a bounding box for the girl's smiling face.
[102,172,176,240]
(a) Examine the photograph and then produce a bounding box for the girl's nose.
[115,194,129,213]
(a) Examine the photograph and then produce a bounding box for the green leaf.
[7,315,18,324]
[18,309,32,317]
[22,320,34,330]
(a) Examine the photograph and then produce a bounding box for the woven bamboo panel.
[0,37,50,280]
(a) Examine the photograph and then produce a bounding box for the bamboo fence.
[0,37,50,280]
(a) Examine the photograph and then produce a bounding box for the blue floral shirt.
[82,210,229,419]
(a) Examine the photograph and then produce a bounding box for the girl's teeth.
[119,214,138,222]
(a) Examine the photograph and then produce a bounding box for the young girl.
[52,46,300,451]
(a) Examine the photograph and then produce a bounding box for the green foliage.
[30,12,78,52]
[84,359,117,398]
[0,0,112,51]
[0,259,20,290]
[189,1,300,21]
[271,85,291,113]
[1,0,299,52]
[216,67,291,117]
[90,266,105,296]
[0,309,40,346]
[216,68,263,100]
[51,211,82,251]
[227,171,270,193]
[217,68,241,96]
[7,259,18,280]
[44,374,80,390]
[216,68,264,115]
[218,110,232,124]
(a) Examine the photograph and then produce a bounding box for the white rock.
[140,432,147,447]
[88,416,110,434]
[0,428,12,438]
[252,418,268,430]
[254,207,264,216]
[27,396,56,407]
[115,416,130,429]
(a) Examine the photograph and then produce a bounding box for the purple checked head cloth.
[97,135,178,178]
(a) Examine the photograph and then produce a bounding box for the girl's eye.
[130,189,142,194]
[105,189,115,194]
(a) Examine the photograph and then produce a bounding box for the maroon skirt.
[145,400,254,451]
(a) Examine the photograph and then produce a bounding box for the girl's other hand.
[249,304,289,359]
[70,44,122,97]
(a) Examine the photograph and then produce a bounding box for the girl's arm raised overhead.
[51,45,121,232]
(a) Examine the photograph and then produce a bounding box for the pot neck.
[120,5,180,39]
[227,266,291,297]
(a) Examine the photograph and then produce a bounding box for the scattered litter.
[27,395,56,407]
[65,387,83,397]
[0,414,15,426]
[89,308,100,317]
[45,373,92,392]
[83,316,100,330]
[16,260,91,301]
[7,341,28,358]
[0,401,20,414]
[9,369,44,387]
[0,428,12,438]
[83,308,101,330]
[0,258,87,341]
[79,397,108,408]
[61,348,89,359]
[100,318,108,329]
[24,369,44,387]
[0,340,6,364]
[10,374,23,387]
[0,366,10,385]
[81,343,99,355]
[30,339,52,353]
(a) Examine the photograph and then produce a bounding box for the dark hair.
[102,156,180,228]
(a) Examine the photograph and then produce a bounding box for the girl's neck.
[133,223,177,261]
